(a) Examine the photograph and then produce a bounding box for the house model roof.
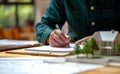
[99,31,118,42]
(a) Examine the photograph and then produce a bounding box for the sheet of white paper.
[25,44,79,53]
[0,58,104,74]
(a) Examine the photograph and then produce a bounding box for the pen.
[55,24,70,48]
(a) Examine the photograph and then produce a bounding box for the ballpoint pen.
[55,24,70,48]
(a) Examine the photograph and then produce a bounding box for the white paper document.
[0,58,104,74]
[25,44,77,53]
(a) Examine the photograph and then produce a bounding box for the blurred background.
[0,0,50,40]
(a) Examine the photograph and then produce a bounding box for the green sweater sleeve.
[35,0,66,44]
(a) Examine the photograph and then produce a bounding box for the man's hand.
[75,36,92,45]
[47,29,71,47]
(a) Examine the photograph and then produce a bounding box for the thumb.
[65,35,71,43]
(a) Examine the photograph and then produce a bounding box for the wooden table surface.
[0,51,40,58]
[80,66,120,74]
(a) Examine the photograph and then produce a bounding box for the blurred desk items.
[0,39,42,51]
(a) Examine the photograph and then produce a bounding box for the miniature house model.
[92,31,120,55]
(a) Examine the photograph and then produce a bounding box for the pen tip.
[66,43,70,48]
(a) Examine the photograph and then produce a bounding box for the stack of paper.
[25,45,74,53]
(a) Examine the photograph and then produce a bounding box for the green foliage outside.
[9,0,32,3]
[0,0,34,28]
[72,38,99,58]
[18,5,34,27]
[0,5,15,28]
